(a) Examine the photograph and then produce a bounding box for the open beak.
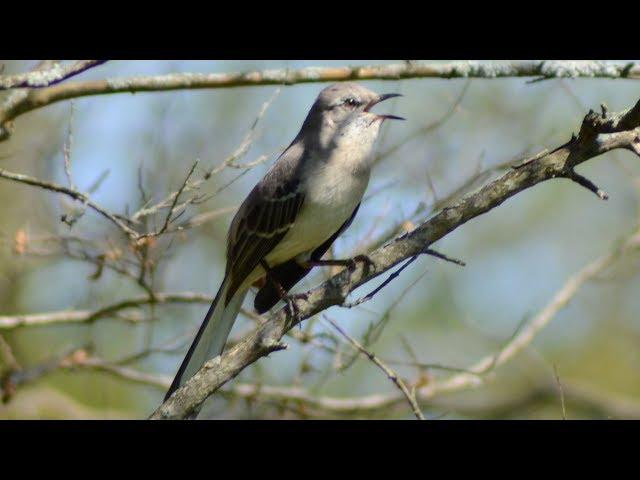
[364,93,404,121]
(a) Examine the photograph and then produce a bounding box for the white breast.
[265,151,371,266]
[254,113,383,283]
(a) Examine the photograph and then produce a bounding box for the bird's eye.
[344,97,359,108]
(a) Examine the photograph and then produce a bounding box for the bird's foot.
[349,254,375,273]
[284,292,308,329]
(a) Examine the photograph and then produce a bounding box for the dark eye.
[344,97,359,108]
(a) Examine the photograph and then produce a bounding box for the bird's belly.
[266,167,369,266]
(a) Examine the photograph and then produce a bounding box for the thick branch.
[150,96,640,419]
[2,61,638,142]
[0,60,106,89]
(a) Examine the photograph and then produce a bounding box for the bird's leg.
[302,254,375,274]
[260,259,288,297]
[260,259,305,326]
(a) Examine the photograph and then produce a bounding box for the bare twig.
[155,160,199,236]
[0,60,107,89]
[553,364,567,420]
[203,88,280,178]
[338,269,430,373]
[325,317,424,420]
[67,355,171,390]
[62,101,76,190]
[0,167,138,238]
[344,254,421,308]
[130,90,278,226]
[375,79,471,163]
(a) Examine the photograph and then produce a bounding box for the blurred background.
[1,60,639,419]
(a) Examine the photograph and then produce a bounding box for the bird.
[165,82,404,403]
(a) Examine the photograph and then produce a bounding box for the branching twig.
[0,60,107,90]
[130,90,279,226]
[325,317,424,420]
[0,167,138,238]
[155,160,199,237]
[375,79,470,163]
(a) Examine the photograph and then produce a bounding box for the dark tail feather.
[165,275,243,401]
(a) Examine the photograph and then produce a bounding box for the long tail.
[165,276,247,401]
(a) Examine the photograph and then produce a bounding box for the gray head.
[297,82,403,150]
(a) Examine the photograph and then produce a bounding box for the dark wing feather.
[254,202,361,313]
[225,143,306,303]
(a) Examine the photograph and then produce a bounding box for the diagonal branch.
[150,96,640,419]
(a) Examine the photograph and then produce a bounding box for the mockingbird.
[165,82,403,401]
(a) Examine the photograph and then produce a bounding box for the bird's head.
[300,82,403,150]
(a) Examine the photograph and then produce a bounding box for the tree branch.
[0,167,138,238]
[2,61,638,142]
[0,60,106,89]
[0,292,213,330]
[150,96,640,419]
[215,229,640,419]
[414,229,640,401]
[325,316,425,420]
[224,378,640,419]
